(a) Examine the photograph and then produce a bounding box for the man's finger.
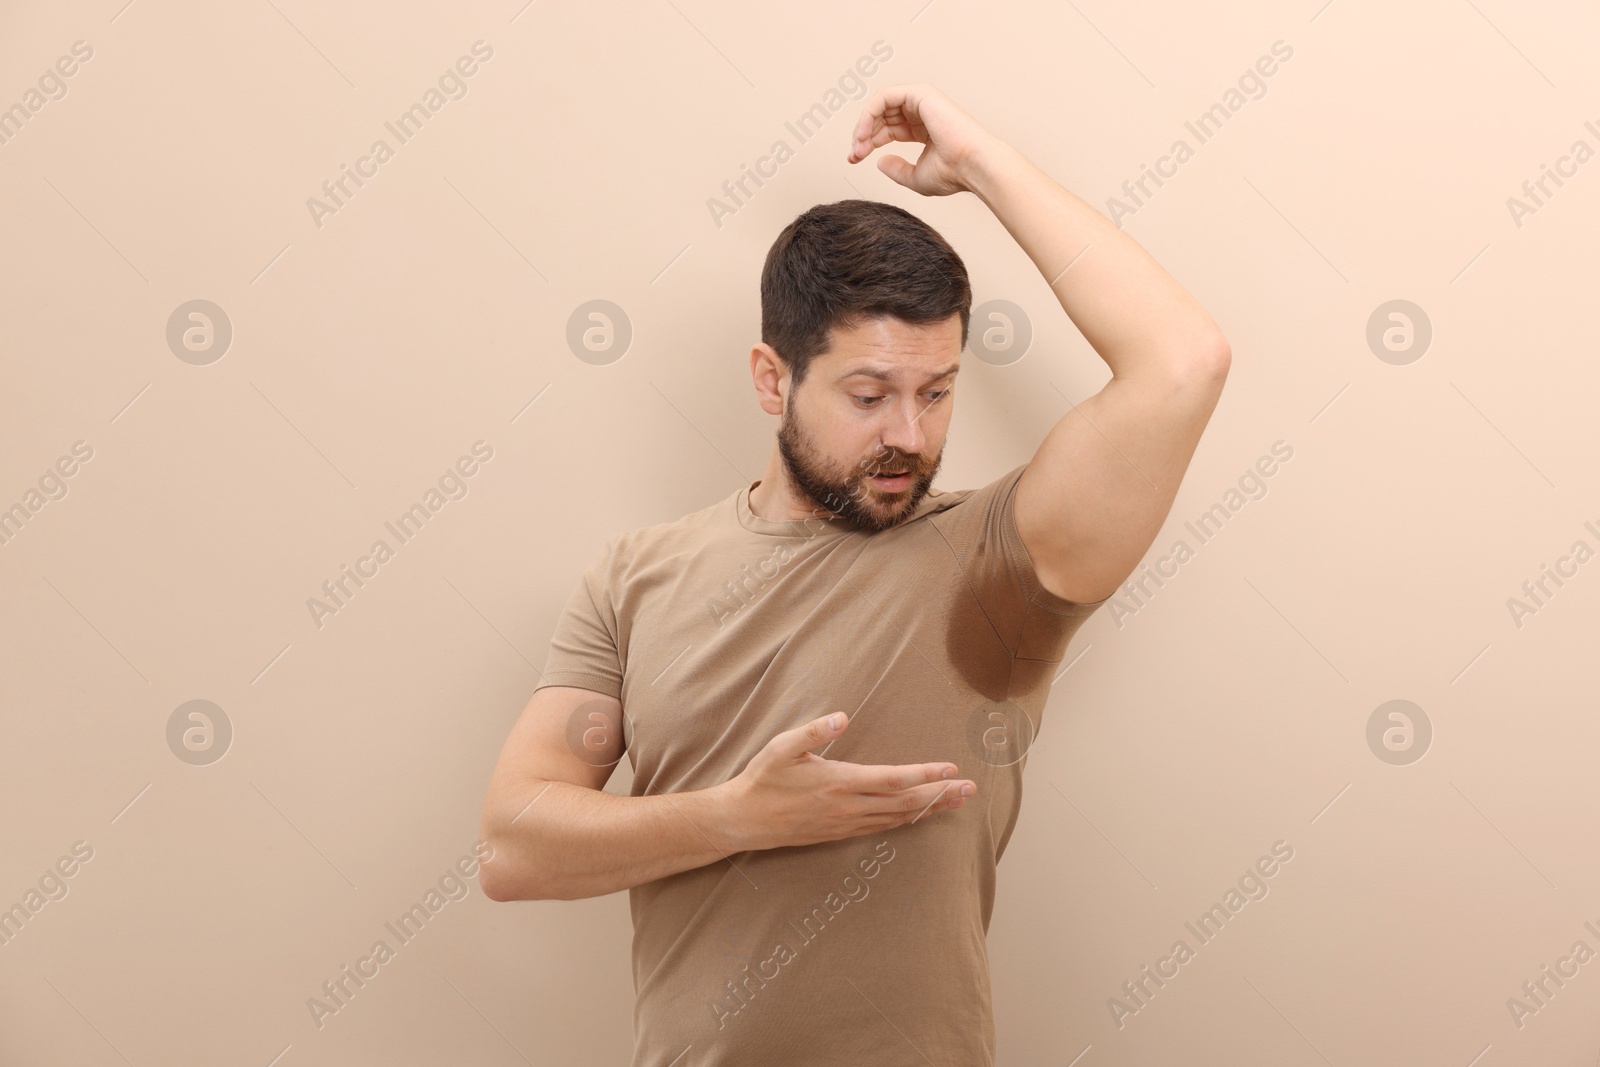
[770,712,848,759]
[836,760,959,794]
[848,85,923,161]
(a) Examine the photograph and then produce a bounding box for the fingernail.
[960,783,974,797]
[829,713,843,729]
[942,766,955,779]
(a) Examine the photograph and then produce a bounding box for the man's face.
[776,314,962,532]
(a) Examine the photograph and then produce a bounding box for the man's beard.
[775,388,944,532]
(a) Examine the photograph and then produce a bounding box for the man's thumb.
[878,153,915,187]
[786,712,846,755]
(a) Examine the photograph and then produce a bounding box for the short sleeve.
[936,463,1113,620]
[533,536,624,699]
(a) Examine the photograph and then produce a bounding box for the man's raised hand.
[845,82,998,197]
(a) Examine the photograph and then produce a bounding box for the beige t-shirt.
[535,463,1108,1066]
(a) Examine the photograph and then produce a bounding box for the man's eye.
[855,391,948,407]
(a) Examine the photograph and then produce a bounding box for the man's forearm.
[963,139,1227,374]
[481,780,743,901]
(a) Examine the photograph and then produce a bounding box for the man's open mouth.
[869,469,914,490]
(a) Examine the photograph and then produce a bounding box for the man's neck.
[748,448,820,521]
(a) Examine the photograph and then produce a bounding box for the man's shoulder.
[601,487,736,561]
[919,463,1028,524]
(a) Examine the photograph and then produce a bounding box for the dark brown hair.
[760,199,971,387]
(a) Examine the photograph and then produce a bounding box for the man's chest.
[610,531,1045,799]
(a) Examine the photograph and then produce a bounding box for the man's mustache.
[860,451,922,476]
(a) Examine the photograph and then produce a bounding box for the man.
[479,83,1229,1065]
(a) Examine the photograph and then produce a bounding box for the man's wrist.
[960,136,1027,204]
[697,779,751,856]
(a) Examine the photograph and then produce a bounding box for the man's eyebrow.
[835,363,961,384]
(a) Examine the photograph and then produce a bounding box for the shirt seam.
[535,671,622,696]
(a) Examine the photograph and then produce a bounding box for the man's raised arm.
[849,85,1231,606]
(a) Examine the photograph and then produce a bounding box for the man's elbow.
[1199,331,1231,379]
[1166,336,1230,398]
[1177,328,1229,375]
[479,862,525,903]
[480,858,553,903]
[477,821,549,903]
[1152,333,1229,390]
[1210,342,1231,383]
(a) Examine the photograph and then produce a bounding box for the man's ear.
[751,343,789,416]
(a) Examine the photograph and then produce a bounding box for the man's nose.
[877,397,926,458]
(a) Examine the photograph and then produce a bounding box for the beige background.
[2,0,1597,1063]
